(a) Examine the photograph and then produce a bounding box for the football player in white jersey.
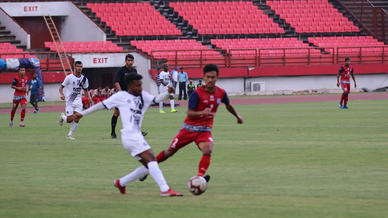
[158,65,176,113]
[73,73,183,197]
[59,61,92,140]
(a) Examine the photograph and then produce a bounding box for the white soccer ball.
[187,176,207,195]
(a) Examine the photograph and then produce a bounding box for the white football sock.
[68,122,78,136]
[159,101,163,111]
[147,161,169,192]
[170,99,175,109]
[119,166,148,187]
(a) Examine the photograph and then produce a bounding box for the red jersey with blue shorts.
[12,75,28,106]
[339,65,353,93]
[169,86,230,151]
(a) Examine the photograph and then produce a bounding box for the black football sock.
[111,115,118,135]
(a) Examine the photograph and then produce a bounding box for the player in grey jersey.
[59,61,92,140]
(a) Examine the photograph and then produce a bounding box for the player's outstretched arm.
[225,104,243,124]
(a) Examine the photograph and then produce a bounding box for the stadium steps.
[150,0,198,38]
[251,0,327,54]
[335,0,388,44]
[369,0,388,12]
[328,0,366,34]
[252,0,296,36]
[150,0,226,55]
[0,22,24,49]
[72,0,136,50]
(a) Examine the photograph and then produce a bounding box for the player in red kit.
[10,66,29,127]
[337,57,357,109]
[146,64,243,183]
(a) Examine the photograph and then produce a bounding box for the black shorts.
[30,93,39,104]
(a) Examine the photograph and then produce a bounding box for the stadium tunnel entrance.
[82,67,118,90]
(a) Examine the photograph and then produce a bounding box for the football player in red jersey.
[10,66,29,127]
[151,64,243,182]
[337,57,357,109]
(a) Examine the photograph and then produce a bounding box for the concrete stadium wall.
[0,1,105,42]
[1,74,387,103]
[0,8,30,49]
[72,52,156,94]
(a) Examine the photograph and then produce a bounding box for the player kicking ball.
[337,57,357,109]
[59,61,92,140]
[73,73,183,197]
[143,64,243,183]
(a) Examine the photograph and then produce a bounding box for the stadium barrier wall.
[0,8,30,49]
[0,73,387,103]
[0,1,106,42]
[72,52,156,95]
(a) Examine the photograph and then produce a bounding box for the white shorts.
[120,131,151,159]
[65,103,82,116]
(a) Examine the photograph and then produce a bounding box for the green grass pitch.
[0,99,387,217]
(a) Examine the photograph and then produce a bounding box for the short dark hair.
[124,73,142,85]
[126,54,134,60]
[19,65,26,70]
[75,61,82,66]
[203,64,219,76]
[345,57,351,62]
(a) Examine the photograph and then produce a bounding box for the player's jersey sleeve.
[82,78,89,89]
[11,78,18,86]
[61,75,69,87]
[102,91,123,109]
[339,66,344,73]
[188,91,199,110]
[221,91,230,105]
[141,90,155,109]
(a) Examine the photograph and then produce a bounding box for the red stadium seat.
[267,0,360,33]
[44,41,123,53]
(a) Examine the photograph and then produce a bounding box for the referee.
[111,54,148,138]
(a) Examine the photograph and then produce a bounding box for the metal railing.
[150,46,388,69]
[0,52,74,72]
[337,0,387,43]
[1,47,386,72]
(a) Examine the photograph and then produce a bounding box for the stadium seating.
[211,38,322,56]
[0,42,34,59]
[44,41,123,53]
[169,1,284,35]
[131,39,224,67]
[86,2,182,36]
[308,36,386,54]
[131,39,220,58]
[267,0,360,33]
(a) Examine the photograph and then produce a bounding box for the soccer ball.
[187,176,207,195]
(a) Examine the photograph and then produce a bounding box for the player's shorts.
[341,82,351,93]
[13,96,27,107]
[121,131,151,159]
[169,128,214,152]
[65,103,82,116]
[30,93,39,104]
